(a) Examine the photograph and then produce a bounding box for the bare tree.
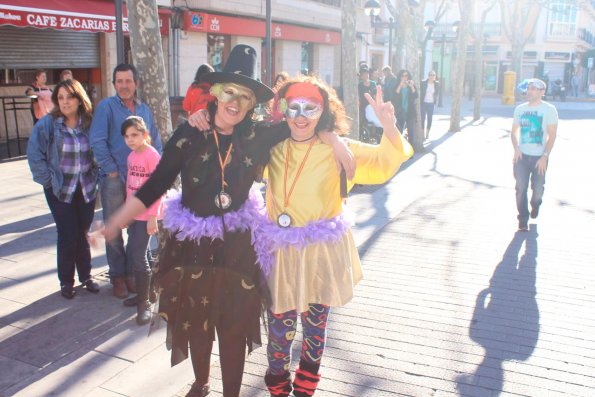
[499,0,547,86]
[386,0,424,151]
[471,0,497,120]
[449,0,474,132]
[341,0,359,139]
[125,0,172,143]
[420,0,450,78]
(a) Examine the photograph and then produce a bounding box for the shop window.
[547,0,577,37]
[301,42,313,75]
[208,35,230,72]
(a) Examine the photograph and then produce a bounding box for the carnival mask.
[210,83,256,111]
[284,98,323,120]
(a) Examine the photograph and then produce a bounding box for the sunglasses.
[285,98,323,120]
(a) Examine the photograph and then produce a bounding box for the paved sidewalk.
[1,98,595,397]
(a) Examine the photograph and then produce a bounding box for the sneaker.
[84,279,100,293]
[61,285,76,299]
[530,207,539,219]
[518,221,529,231]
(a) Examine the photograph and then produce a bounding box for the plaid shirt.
[58,119,97,203]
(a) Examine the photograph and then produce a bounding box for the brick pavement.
[1,98,594,397]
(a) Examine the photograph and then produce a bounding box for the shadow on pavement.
[0,288,139,396]
[456,225,539,396]
[0,213,55,235]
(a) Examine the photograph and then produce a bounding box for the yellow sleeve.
[347,133,413,189]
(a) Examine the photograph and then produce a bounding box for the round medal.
[214,191,232,209]
[277,213,292,228]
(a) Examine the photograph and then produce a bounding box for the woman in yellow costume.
[259,75,413,397]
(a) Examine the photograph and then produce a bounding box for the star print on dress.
[201,296,209,306]
[243,156,253,167]
[182,321,190,331]
[201,152,211,162]
[203,131,210,140]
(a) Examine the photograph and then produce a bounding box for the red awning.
[0,0,169,35]
[183,11,340,46]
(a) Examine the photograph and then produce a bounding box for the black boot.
[135,271,151,325]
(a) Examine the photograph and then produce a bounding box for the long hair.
[50,79,93,130]
[193,64,215,85]
[276,75,351,136]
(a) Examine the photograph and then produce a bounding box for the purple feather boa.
[162,187,353,277]
[162,187,267,243]
[252,209,354,277]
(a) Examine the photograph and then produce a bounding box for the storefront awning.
[0,0,169,35]
[184,11,340,46]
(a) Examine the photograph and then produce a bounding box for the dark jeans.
[421,102,435,131]
[126,220,151,276]
[513,154,546,223]
[44,186,96,287]
[100,174,127,280]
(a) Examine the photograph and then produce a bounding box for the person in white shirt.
[420,70,441,139]
[510,78,558,231]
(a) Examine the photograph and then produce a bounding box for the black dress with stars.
[135,120,289,366]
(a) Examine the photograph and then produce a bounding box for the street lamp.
[364,0,381,25]
[364,0,397,70]
[421,20,435,78]
[437,21,460,107]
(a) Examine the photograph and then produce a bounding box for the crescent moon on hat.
[244,47,251,54]
[241,279,255,290]
[234,70,242,74]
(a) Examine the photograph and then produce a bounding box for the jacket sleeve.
[89,100,118,174]
[26,116,52,187]
[182,86,194,113]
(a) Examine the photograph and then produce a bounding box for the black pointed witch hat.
[200,44,274,103]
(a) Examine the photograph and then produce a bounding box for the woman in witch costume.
[100,45,352,397]
[258,75,413,397]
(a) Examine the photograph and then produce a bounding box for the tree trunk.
[499,0,546,100]
[125,0,173,143]
[472,35,482,121]
[341,0,359,140]
[396,0,423,152]
[473,1,497,120]
[449,0,474,132]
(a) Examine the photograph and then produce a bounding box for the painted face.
[285,98,323,120]
[211,83,256,112]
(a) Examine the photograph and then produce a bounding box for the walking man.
[510,78,558,231]
[90,63,162,298]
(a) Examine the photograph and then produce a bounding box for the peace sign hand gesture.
[364,85,396,130]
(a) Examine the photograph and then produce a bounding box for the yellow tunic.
[265,133,413,314]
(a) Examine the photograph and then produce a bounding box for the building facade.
[421,0,595,96]
[0,0,378,159]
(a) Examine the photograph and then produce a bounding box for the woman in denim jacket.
[27,79,100,299]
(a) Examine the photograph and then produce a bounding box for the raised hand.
[364,86,396,130]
